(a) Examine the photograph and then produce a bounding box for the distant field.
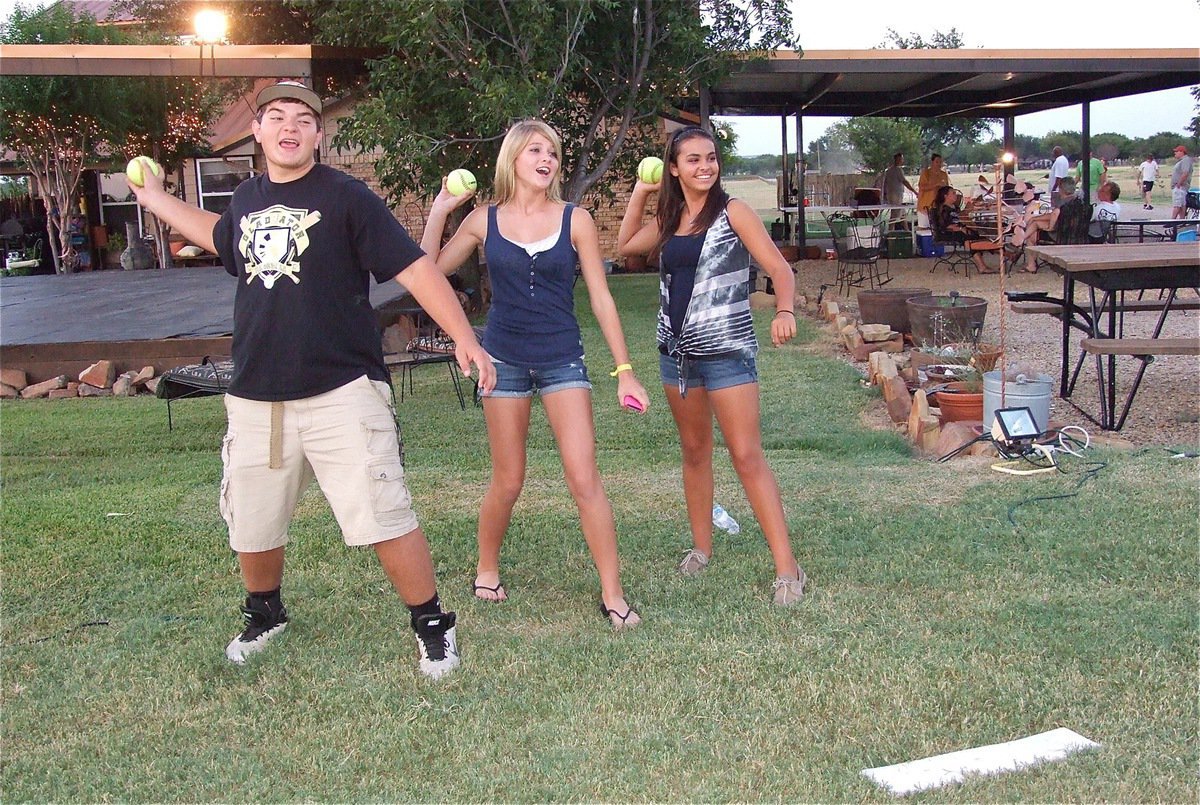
[729,163,1185,224]
[725,175,779,221]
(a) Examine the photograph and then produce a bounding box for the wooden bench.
[1078,336,1200,430]
[1080,337,1200,356]
[1010,300,1063,315]
[1012,299,1200,315]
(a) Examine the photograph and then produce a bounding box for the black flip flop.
[599,600,639,627]
[473,582,506,601]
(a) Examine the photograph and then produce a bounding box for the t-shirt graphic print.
[237,204,323,289]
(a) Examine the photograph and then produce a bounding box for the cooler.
[885,231,914,258]
[916,229,943,257]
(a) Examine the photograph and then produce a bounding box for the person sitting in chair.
[932,185,1001,274]
[1088,181,1121,242]
[1013,177,1093,273]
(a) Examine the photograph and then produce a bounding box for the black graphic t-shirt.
[213,164,424,401]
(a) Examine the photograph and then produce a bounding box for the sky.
[2,0,1196,156]
[720,0,1200,155]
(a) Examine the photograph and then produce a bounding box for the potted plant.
[933,367,985,423]
[102,229,125,269]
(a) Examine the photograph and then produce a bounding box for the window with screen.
[196,157,254,214]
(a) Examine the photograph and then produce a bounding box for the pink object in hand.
[622,395,645,413]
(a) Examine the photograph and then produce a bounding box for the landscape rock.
[0,368,28,389]
[20,375,68,399]
[79,360,115,389]
[749,291,776,310]
[1,383,19,399]
[933,421,982,459]
[78,383,113,398]
[113,372,137,397]
[131,366,155,388]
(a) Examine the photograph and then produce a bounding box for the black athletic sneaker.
[225,596,288,664]
[414,611,459,680]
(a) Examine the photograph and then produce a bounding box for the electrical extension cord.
[991,442,1059,475]
[991,459,1057,475]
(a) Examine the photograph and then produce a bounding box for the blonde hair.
[492,120,563,205]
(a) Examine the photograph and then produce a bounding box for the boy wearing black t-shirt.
[128,80,494,679]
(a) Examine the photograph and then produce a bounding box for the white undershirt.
[508,227,562,256]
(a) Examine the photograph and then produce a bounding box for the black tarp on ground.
[0,267,410,346]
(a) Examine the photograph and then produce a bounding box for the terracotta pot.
[935,382,984,423]
[943,341,1004,373]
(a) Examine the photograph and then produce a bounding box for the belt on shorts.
[269,401,284,469]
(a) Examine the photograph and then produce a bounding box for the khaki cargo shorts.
[220,374,418,552]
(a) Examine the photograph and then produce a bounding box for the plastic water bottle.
[712,503,740,534]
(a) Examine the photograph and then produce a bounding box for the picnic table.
[1022,243,1200,430]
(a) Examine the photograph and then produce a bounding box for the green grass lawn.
[2,275,1197,801]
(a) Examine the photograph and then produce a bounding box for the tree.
[0,4,132,272]
[1137,131,1195,160]
[804,127,858,174]
[1040,130,1081,159]
[878,28,996,158]
[115,0,319,44]
[313,0,797,205]
[1,3,223,272]
[840,117,922,175]
[1090,132,1134,162]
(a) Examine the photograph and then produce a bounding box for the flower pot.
[935,381,984,423]
[947,341,1003,373]
[924,364,974,385]
[906,294,987,349]
[856,286,930,334]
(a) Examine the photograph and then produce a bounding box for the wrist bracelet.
[609,363,633,377]
[775,310,795,318]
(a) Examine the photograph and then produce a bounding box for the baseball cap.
[255,80,322,115]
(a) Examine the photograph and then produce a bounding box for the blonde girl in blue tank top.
[421,120,649,628]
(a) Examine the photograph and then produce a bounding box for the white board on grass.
[861,727,1100,796]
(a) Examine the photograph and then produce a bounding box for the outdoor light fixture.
[194,8,227,77]
[991,406,1042,447]
[194,9,227,44]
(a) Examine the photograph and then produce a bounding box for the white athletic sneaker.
[414,612,460,680]
[225,597,289,664]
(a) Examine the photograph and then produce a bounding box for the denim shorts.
[659,352,757,395]
[484,356,592,398]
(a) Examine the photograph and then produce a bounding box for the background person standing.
[1049,146,1071,208]
[1138,153,1159,210]
[916,153,949,226]
[1075,150,1107,203]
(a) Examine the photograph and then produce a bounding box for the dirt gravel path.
[793,255,1199,449]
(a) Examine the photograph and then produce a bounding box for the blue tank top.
[482,204,583,369]
[661,232,705,336]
